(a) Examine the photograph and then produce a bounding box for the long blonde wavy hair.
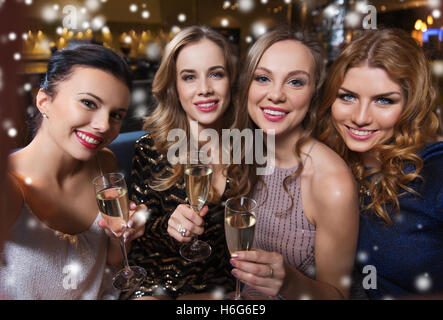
[143,26,237,197]
[227,25,326,210]
[317,28,439,224]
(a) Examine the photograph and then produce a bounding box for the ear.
[35,89,52,115]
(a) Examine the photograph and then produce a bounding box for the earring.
[42,113,48,119]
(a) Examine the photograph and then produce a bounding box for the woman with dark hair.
[227,26,359,300]
[317,28,443,299]
[128,25,237,299]
[0,44,147,299]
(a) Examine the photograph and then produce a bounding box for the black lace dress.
[127,133,235,298]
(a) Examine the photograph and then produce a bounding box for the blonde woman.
[128,26,238,299]
[227,26,359,300]
[317,28,443,299]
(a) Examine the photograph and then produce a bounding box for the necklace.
[359,173,382,198]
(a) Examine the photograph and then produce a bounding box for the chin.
[343,141,373,154]
[197,115,223,127]
[71,148,99,162]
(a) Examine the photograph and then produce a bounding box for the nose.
[351,100,372,127]
[198,77,214,96]
[267,84,286,104]
[91,111,110,133]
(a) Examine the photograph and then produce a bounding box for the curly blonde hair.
[142,26,237,199]
[317,29,439,224]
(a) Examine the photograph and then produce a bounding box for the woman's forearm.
[280,263,346,300]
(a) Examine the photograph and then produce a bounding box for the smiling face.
[175,38,230,129]
[37,66,130,161]
[331,65,405,164]
[247,40,315,139]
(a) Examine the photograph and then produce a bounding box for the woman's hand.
[98,201,149,243]
[167,204,209,242]
[230,249,286,297]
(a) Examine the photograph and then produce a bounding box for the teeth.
[263,109,286,116]
[198,102,216,108]
[349,127,374,136]
[77,131,100,145]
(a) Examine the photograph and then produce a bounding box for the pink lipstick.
[260,106,289,122]
[194,99,218,112]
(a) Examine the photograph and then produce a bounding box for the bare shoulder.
[96,147,119,174]
[303,140,358,211]
[2,157,26,231]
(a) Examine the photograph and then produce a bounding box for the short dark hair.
[41,44,132,96]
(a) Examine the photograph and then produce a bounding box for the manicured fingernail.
[231,269,238,277]
[231,253,238,258]
[230,259,237,266]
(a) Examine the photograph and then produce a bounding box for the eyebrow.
[255,67,311,79]
[179,65,226,75]
[339,87,402,97]
[78,92,127,113]
[78,92,104,103]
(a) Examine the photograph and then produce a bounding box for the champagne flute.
[179,150,213,262]
[224,196,258,300]
[93,172,147,291]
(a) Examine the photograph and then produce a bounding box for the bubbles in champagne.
[184,165,213,210]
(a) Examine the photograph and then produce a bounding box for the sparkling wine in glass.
[93,172,147,291]
[179,151,213,262]
[224,197,258,300]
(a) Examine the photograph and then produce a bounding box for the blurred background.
[1,0,442,148]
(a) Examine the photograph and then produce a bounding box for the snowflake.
[141,10,150,19]
[132,88,147,105]
[345,11,361,28]
[340,275,352,288]
[238,0,255,13]
[211,287,225,299]
[428,0,441,9]
[415,273,432,292]
[134,105,148,119]
[41,5,58,23]
[251,22,267,38]
[92,15,106,31]
[129,4,138,13]
[357,250,369,263]
[27,217,38,230]
[146,42,161,61]
[177,13,186,23]
[7,128,17,138]
[431,60,443,77]
[85,0,101,12]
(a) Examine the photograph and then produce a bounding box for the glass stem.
[235,279,241,300]
[190,205,201,250]
[119,237,133,278]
